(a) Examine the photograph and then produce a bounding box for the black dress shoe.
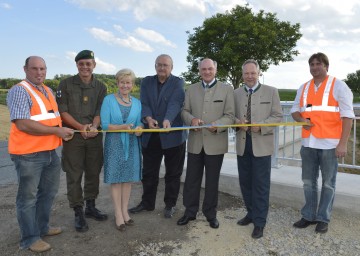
[208,218,219,229]
[293,218,318,228]
[315,221,328,234]
[177,215,196,225]
[251,226,264,239]
[164,206,176,218]
[128,204,154,214]
[237,216,253,226]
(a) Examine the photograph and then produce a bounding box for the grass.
[278,89,297,101]
[0,89,7,105]
[0,104,10,140]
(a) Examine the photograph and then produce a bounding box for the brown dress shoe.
[45,227,62,236]
[29,239,51,253]
[125,219,135,226]
[116,224,126,232]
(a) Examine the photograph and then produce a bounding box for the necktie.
[246,89,253,134]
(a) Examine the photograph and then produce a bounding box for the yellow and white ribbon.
[74,122,308,133]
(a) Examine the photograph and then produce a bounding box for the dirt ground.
[1,169,360,256]
[0,171,245,256]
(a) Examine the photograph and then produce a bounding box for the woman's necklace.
[118,91,132,104]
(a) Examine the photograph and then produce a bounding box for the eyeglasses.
[155,63,170,69]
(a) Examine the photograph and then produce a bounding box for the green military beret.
[75,50,95,62]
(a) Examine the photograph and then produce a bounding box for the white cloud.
[133,1,207,21]
[248,0,360,32]
[66,0,130,12]
[205,0,247,13]
[66,51,77,61]
[64,0,360,89]
[0,3,11,9]
[113,24,124,33]
[135,28,176,48]
[65,51,116,74]
[94,58,117,73]
[67,0,208,21]
[88,27,153,52]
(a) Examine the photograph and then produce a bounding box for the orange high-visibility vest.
[8,80,63,154]
[299,75,342,139]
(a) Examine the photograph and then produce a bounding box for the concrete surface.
[173,153,360,214]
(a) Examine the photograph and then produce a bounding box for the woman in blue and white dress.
[100,68,142,231]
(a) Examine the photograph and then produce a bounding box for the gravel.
[133,204,360,256]
[1,175,359,256]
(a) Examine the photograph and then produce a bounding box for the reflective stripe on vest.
[299,75,341,139]
[300,76,339,113]
[8,81,62,154]
[19,81,60,121]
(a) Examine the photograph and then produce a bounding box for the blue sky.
[1,0,360,89]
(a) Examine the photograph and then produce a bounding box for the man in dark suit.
[129,54,186,218]
[177,58,235,229]
[234,59,282,239]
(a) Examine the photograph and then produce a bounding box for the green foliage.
[182,4,302,88]
[0,78,22,89]
[354,93,360,103]
[92,74,141,96]
[44,79,59,91]
[278,89,297,101]
[344,70,360,94]
[0,74,142,98]
[278,89,360,102]
[53,74,72,81]
[0,90,7,105]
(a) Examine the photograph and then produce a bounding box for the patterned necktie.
[246,89,253,134]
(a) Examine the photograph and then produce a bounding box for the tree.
[182,4,302,88]
[44,79,59,91]
[344,70,360,94]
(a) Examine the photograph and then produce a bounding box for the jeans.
[300,146,338,223]
[11,150,61,249]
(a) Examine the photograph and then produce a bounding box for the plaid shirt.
[7,79,52,121]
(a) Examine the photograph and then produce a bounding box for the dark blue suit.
[140,74,187,209]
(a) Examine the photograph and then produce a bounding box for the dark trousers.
[62,133,104,208]
[141,133,186,209]
[183,148,224,220]
[237,133,271,227]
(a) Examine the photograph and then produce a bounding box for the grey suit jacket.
[182,81,235,155]
[234,84,283,157]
